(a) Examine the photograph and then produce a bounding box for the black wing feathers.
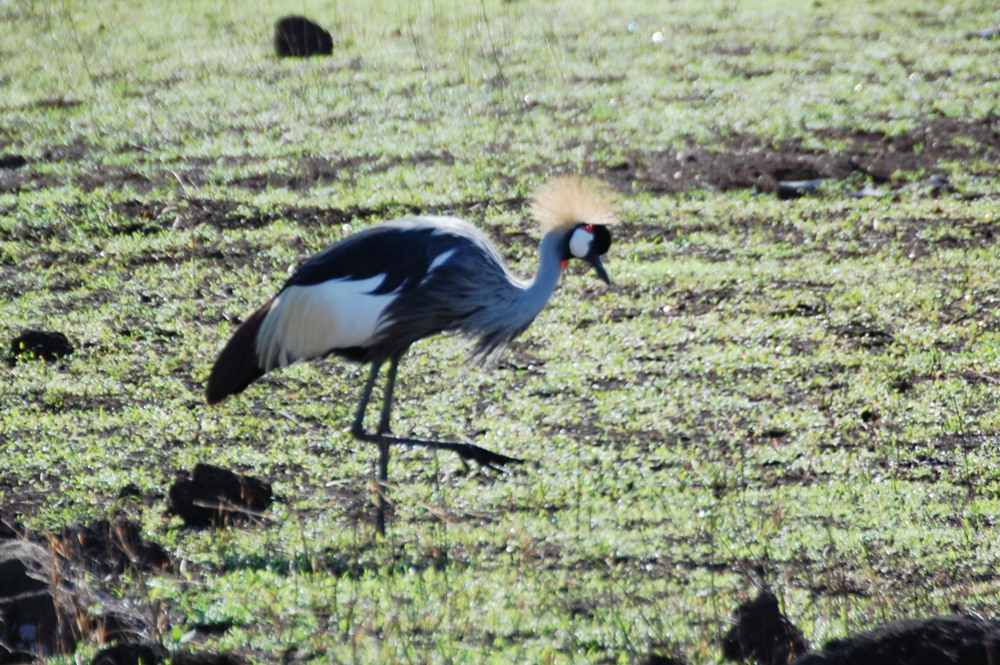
[205,301,272,404]
[288,225,467,295]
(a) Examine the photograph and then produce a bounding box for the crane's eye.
[568,223,612,259]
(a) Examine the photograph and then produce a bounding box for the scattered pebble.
[850,184,885,198]
[968,25,1000,39]
[929,174,956,196]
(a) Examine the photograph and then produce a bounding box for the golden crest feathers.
[530,175,616,232]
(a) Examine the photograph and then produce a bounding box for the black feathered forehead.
[591,224,611,255]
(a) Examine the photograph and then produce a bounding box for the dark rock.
[929,174,957,196]
[850,184,885,198]
[8,330,74,365]
[0,154,28,169]
[54,518,171,576]
[117,484,143,500]
[0,540,83,659]
[794,614,1000,665]
[274,16,333,57]
[168,463,272,527]
[90,642,166,665]
[722,591,809,665]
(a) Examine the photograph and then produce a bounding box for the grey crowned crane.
[205,175,615,533]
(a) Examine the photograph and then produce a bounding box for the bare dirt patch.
[601,116,1000,195]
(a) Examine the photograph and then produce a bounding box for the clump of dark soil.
[795,614,1000,665]
[0,516,176,662]
[274,15,333,57]
[828,319,895,349]
[51,518,171,577]
[0,154,27,169]
[722,592,1000,665]
[0,540,85,661]
[8,329,73,365]
[167,463,273,527]
[722,591,809,665]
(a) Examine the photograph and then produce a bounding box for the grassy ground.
[2,0,1000,663]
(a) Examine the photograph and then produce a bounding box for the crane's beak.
[587,254,611,285]
[579,223,612,284]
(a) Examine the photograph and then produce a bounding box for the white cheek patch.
[568,227,593,259]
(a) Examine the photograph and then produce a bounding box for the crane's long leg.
[373,357,399,535]
[376,436,390,536]
[350,361,391,535]
[349,356,525,535]
[351,357,523,467]
[376,356,400,436]
[351,361,383,438]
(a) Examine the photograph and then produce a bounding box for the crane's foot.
[350,427,525,469]
[421,439,525,470]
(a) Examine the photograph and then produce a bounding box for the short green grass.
[2,0,1000,663]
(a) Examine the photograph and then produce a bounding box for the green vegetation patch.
[2,0,1000,663]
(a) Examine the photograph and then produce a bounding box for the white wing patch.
[256,275,396,370]
[427,248,457,273]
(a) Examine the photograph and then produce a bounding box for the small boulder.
[54,519,171,577]
[274,16,333,57]
[168,464,272,527]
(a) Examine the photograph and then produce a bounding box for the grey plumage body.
[206,176,614,533]
[356,216,565,364]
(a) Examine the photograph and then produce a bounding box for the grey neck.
[518,230,564,319]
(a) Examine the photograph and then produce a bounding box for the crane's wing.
[206,217,492,403]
